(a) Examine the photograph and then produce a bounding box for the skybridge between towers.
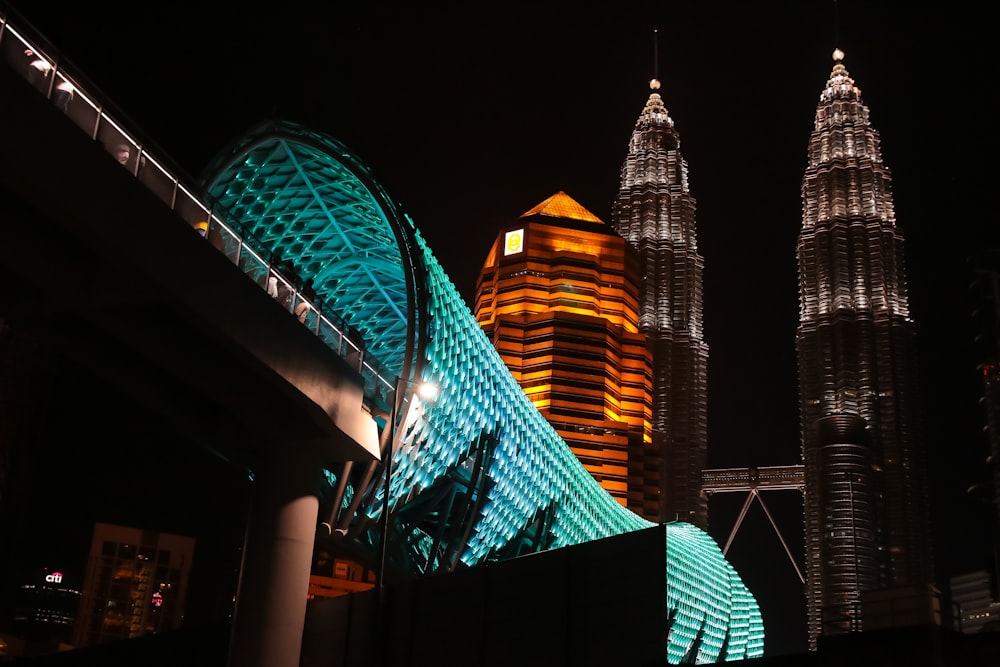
[1,7,765,665]
[703,464,807,585]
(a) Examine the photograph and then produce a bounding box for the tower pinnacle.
[612,70,706,528]
[652,27,659,84]
[797,49,934,649]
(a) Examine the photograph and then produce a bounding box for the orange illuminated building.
[474,192,660,518]
[306,548,375,599]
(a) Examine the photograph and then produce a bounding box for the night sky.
[5,0,997,657]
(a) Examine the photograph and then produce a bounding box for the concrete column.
[228,444,322,667]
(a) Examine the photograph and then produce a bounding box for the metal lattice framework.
[202,121,764,663]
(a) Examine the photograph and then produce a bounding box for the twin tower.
[474,50,934,648]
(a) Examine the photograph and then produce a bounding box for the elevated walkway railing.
[0,5,394,400]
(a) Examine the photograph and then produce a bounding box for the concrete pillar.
[228,444,322,667]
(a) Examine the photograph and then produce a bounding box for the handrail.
[0,5,394,398]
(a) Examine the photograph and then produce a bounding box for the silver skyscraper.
[613,78,708,528]
[796,49,934,647]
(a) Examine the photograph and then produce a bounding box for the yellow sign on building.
[503,228,524,255]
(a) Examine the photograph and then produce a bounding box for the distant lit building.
[611,78,709,527]
[306,548,375,599]
[951,570,1000,635]
[73,523,195,648]
[474,192,655,516]
[796,49,936,648]
[10,566,80,655]
[969,252,1000,617]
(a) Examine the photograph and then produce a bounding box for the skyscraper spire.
[652,28,659,84]
[612,71,708,528]
[797,48,935,648]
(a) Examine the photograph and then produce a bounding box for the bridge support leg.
[228,444,322,667]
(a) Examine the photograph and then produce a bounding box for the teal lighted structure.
[0,6,763,657]
[201,121,763,662]
[0,6,761,661]
[0,7,758,657]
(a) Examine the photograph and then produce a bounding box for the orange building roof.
[520,191,603,224]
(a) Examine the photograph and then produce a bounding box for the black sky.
[6,0,998,657]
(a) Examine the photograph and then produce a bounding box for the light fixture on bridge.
[412,381,438,402]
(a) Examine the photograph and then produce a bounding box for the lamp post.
[375,375,436,667]
[377,375,437,590]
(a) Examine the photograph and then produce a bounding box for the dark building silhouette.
[796,49,936,648]
[970,251,1000,552]
[612,78,709,528]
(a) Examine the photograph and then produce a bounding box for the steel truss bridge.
[2,8,763,662]
[703,465,807,586]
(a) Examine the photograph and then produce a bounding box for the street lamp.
[377,375,437,590]
[374,375,437,666]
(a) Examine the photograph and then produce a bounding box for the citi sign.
[45,572,63,584]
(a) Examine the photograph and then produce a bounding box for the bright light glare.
[415,382,438,400]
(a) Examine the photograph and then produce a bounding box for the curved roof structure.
[203,121,764,663]
[203,122,425,384]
